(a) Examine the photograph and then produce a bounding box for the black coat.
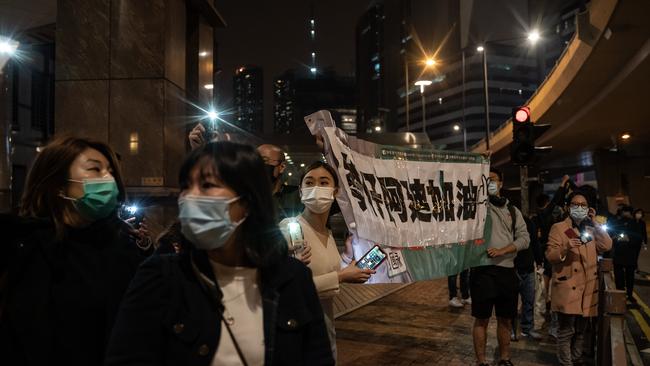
[0,214,142,366]
[612,217,643,266]
[105,247,334,366]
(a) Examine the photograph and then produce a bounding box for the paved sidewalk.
[336,279,558,366]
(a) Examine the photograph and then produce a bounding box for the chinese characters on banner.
[322,126,490,248]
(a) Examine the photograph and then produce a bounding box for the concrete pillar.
[55,0,224,230]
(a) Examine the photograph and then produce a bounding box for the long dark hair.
[299,161,339,187]
[179,141,287,267]
[20,135,126,238]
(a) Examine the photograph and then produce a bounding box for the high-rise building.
[355,0,585,150]
[355,0,411,134]
[233,65,263,134]
[399,44,538,151]
[273,69,355,136]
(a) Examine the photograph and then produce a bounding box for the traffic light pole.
[520,165,529,216]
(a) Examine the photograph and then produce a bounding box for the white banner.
[323,126,489,248]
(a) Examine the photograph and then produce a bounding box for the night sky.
[214,0,373,133]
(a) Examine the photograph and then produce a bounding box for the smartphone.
[119,204,145,229]
[287,221,305,257]
[203,120,217,142]
[356,245,387,271]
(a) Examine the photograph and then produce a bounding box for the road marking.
[630,309,650,341]
[633,292,650,319]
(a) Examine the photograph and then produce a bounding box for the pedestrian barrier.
[596,258,627,366]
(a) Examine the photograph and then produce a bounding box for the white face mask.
[636,213,643,220]
[488,181,499,196]
[301,186,335,214]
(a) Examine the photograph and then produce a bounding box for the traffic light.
[510,106,551,165]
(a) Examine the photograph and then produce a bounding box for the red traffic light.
[513,106,530,123]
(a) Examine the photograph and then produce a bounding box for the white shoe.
[462,297,472,305]
[449,297,464,308]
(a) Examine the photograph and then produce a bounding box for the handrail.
[597,258,627,366]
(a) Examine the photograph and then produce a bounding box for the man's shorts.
[470,265,519,319]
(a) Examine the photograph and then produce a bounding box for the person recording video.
[545,189,612,366]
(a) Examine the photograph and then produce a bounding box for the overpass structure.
[471,0,650,212]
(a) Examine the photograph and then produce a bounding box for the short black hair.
[490,167,503,182]
[179,141,287,267]
[635,208,644,216]
[300,161,339,188]
[536,194,550,208]
[566,189,593,208]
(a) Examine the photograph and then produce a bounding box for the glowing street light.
[203,84,214,90]
[527,30,541,44]
[453,124,460,131]
[424,58,436,67]
[621,133,631,140]
[0,37,18,55]
[310,67,317,74]
[207,110,218,120]
[414,80,432,134]
[374,126,382,132]
[476,45,485,52]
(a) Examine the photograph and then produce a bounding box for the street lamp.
[527,30,541,44]
[474,30,541,151]
[404,55,437,131]
[0,37,19,73]
[453,123,468,152]
[414,80,432,134]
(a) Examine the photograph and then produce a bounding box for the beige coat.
[546,217,612,317]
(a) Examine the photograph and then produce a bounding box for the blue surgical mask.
[570,206,588,221]
[488,181,499,196]
[178,195,245,250]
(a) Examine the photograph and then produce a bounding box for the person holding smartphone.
[279,161,375,362]
[546,190,612,366]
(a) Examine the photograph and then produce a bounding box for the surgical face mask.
[636,213,643,220]
[488,181,499,196]
[178,195,245,250]
[301,186,335,214]
[62,177,119,221]
[569,205,589,222]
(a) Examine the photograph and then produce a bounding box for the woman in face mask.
[105,141,334,366]
[279,161,375,362]
[545,190,612,366]
[0,136,141,366]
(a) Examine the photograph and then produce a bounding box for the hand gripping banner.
[306,110,493,281]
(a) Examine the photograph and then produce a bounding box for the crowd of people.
[0,126,647,366]
[451,171,647,366]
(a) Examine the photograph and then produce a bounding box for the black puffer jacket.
[0,214,142,366]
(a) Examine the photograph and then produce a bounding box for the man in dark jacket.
[612,205,643,302]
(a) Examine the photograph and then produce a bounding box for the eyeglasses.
[569,203,589,209]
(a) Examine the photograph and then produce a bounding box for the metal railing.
[596,258,627,366]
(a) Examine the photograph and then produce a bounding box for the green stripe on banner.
[401,209,494,280]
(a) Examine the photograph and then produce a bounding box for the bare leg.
[497,317,513,360]
[473,318,490,364]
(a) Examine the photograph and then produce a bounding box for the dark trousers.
[448,269,470,300]
[513,270,535,334]
[614,264,636,298]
